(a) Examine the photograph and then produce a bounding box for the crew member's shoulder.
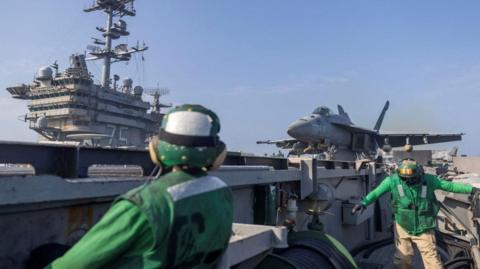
[383,173,399,183]
[119,173,180,203]
[422,173,439,181]
[166,174,229,201]
[421,173,441,186]
[163,170,205,182]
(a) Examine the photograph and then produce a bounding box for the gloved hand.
[351,204,366,214]
[471,187,480,196]
[471,187,480,218]
[470,187,480,203]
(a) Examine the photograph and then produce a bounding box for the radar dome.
[122,78,133,88]
[37,116,48,129]
[133,86,143,96]
[36,66,53,81]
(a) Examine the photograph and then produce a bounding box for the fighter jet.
[432,146,459,162]
[257,101,464,158]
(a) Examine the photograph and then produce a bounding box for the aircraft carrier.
[5,0,170,148]
[2,1,480,269]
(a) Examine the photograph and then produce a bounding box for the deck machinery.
[2,143,480,268]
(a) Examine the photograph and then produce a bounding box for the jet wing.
[330,122,377,134]
[377,133,464,147]
[256,139,297,149]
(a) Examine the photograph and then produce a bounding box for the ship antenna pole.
[102,7,113,88]
[85,0,147,89]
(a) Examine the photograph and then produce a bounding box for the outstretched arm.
[434,176,473,194]
[46,201,153,269]
[362,177,392,206]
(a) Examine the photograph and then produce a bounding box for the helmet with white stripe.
[149,104,226,170]
[397,158,424,185]
[397,159,419,179]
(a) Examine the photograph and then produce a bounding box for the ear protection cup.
[209,141,226,171]
[149,136,161,166]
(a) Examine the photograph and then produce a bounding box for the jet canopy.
[312,106,331,116]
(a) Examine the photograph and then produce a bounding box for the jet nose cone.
[287,120,310,139]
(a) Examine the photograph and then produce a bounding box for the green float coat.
[362,173,472,236]
[48,170,233,269]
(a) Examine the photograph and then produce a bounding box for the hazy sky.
[1,1,480,155]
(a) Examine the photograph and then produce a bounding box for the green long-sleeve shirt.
[362,174,473,206]
[46,201,153,269]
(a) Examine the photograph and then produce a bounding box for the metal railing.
[0,141,288,178]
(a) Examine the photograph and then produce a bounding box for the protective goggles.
[399,168,416,176]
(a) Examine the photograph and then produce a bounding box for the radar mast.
[145,85,172,113]
[84,0,148,88]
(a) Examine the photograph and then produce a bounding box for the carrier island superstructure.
[5,0,169,148]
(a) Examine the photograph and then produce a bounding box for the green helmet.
[149,104,225,169]
[397,159,420,179]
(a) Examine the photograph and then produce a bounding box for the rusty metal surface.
[0,203,110,269]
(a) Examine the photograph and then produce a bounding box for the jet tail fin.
[374,101,390,132]
[448,146,458,157]
[338,105,352,123]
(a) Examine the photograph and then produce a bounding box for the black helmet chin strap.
[403,176,420,186]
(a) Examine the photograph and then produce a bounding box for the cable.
[278,238,355,269]
[362,238,394,259]
[350,236,393,257]
[444,257,473,268]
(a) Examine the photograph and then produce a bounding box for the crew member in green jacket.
[46,104,233,269]
[352,158,476,269]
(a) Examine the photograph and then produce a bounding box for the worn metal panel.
[0,203,110,269]
[217,224,287,268]
[0,176,143,212]
[231,187,255,224]
[300,159,316,199]
[213,167,300,187]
